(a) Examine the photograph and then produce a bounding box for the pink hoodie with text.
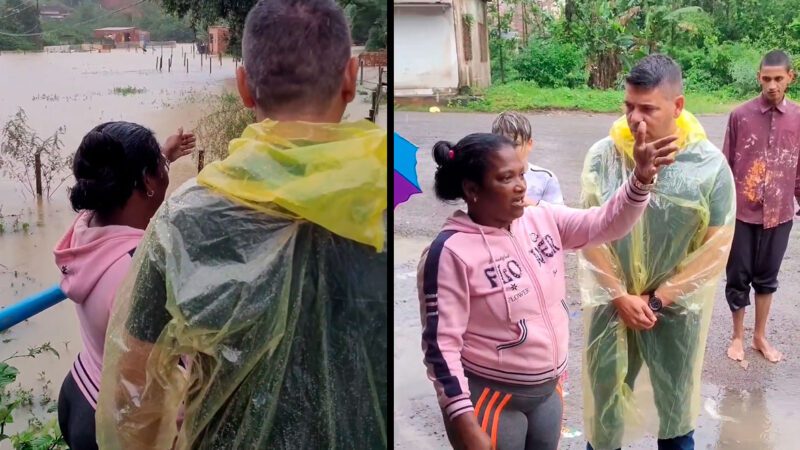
[418,175,650,421]
[54,211,143,409]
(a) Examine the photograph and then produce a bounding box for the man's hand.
[450,413,491,450]
[162,127,196,163]
[612,294,657,330]
[632,121,678,184]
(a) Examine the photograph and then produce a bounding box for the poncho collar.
[197,119,387,251]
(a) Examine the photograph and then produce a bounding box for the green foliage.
[158,0,255,56]
[193,91,256,166]
[394,83,743,115]
[512,40,586,88]
[156,0,384,56]
[0,344,66,449]
[0,109,73,200]
[485,0,800,105]
[343,0,386,49]
[113,86,147,96]
[0,0,43,50]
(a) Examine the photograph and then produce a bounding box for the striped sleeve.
[417,231,473,421]
[624,172,650,204]
[549,173,650,251]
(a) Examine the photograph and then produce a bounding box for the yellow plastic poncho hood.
[609,110,708,161]
[197,119,387,251]
[579,111,735,449]
[96,119,387,449]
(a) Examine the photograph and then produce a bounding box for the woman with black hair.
[418,128,677,450]
[53,121,194,450]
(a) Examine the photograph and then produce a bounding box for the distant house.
[208,26,230,55]
[93,27,149,45]
[39,5,72,21]
[394,0,491,97]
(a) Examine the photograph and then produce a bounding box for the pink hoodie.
[54,211,144,409]
[418,175,650,421]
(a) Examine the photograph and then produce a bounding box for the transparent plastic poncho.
[579,111,735,449]
[95,119,388,449]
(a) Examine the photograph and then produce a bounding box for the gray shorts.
[445,373,563,450]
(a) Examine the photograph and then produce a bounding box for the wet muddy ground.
[394,111,800,449]
[0,45,384,438]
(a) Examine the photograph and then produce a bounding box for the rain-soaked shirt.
[722,94,800,229]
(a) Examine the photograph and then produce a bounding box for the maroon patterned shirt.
[722,95,800,229]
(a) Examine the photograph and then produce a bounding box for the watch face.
[649,296,663,311]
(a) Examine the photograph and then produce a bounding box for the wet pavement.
[394,111,800,449]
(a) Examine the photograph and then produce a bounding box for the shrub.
[512,40,587,88]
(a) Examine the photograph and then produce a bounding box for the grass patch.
[113,86,147,96]
[396,81,748,115]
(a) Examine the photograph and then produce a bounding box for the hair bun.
[69,129,131,213]
[432,140,455,167]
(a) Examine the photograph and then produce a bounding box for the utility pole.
[496,0,505,83]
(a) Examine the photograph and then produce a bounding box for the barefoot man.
[723,50,800,363]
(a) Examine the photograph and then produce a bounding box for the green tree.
[0,0,43,50]
[157,0,386,56]
[158,0,255,56]
[562,0,641,89]
[342,0,386,49]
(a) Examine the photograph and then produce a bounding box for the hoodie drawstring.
[478,226,515,326]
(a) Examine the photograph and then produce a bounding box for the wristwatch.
[648,293,663,313]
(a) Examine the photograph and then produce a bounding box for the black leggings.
[57,372,98,450]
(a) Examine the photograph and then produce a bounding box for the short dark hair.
[432,133,514,202]
[760,50,792,71]
[626,54,683,96]
[69,122,163,216]
[242,0,352,113]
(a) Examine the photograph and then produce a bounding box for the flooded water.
[0,44,383,439]
[0,44,236,437]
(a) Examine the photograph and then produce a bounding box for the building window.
[478,23,488,62]
[462,17,473,62]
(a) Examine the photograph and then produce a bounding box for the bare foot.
[752,337,783,363]
[727,338,745,361]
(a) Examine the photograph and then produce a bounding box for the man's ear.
[674,95,685,119]
[236,66,256,109]
[341,57,359,104]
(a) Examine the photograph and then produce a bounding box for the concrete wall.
[453,0,491,89]
[394,5,459,95]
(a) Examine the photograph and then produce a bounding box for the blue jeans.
[587,430,694,450]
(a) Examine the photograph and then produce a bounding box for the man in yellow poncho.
[579,55,735,450]
[95,0,387,448]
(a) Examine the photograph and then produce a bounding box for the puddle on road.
[392,239,798,450]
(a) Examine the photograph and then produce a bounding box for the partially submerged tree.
[0,109,73,200]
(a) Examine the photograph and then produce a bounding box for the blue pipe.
[0,285,67,332]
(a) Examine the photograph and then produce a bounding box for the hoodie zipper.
[506,229,560,374]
